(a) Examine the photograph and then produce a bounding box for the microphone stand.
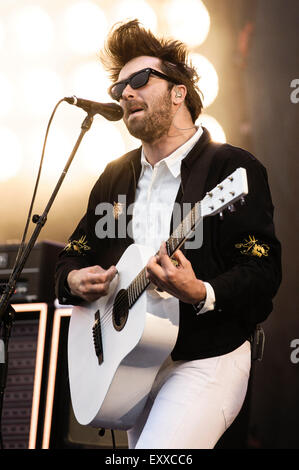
[0,111,95,448]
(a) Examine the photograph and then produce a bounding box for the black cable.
[111,430,116,449]
[98,428,117,449]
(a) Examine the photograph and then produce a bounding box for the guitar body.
[68,244,179,430]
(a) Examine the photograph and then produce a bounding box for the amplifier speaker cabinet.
[1,303,51,449]
[0,241,64,303]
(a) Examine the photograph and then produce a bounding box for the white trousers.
[127,340,251,449]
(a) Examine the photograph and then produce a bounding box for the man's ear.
[172,85,186,104]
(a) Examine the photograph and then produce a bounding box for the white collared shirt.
[132,126,215,314]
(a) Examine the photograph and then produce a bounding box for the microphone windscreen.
[101,103,124,121]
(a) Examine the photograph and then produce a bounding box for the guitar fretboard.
[127,202,201,309]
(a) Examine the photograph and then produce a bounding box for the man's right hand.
[67,265,118,303]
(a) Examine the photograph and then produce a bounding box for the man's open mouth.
[128,107,144,116]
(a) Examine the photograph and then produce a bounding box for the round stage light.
[0,127,23,181]
[0,20,4,50]
[10,5,54,56]
[35,128,72,179]
[63,2,108,55]
[0,73,14,117]
[80,121,126,176]
[69,62,111,102]
[164,0,210,47]
[190,53,219,108]
[197,114,226,143]
[110,0,158,32]
[20,67,64,117]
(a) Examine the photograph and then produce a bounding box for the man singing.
[55,20,281,448]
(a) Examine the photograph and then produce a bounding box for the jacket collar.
[127,127,211,181]
[181,127,211,169]
[126,127,211,200]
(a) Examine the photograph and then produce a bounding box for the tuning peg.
[240,197,246,205]
[219,211,224,220]
[228,204,236,213]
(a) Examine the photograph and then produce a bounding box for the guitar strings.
[95,218,198,331]
[97,238,175,329]
[93,205,200,332]
[97,232,194,331]
[98,225,189,330]
[98,267,150,330]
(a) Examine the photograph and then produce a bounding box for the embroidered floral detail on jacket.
[64,235,91,255]
[235,235,270,258]
[113,201,124,220]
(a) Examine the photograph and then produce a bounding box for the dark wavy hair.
[100,20,203,122]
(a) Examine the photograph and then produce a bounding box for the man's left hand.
[146,242,206,304]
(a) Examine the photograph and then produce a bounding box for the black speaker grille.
[2,319,39,449]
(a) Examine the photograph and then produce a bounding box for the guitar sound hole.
[112,289,129,331]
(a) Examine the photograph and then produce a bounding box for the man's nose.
[121,83,137,100]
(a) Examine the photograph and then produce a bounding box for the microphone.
[64,95,123,121]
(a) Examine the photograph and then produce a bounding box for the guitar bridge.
[92,310,103,365]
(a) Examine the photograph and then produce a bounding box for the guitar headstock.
[201,167,248,218]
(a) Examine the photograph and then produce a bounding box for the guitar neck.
[127,203,202,309]
[165,202,201,257]
[126,166,249,309]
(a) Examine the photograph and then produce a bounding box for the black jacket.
[55,128,282,360]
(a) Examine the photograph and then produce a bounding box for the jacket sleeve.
[54,213,96,305]
[206,152,282,323]
[54,164,112,305]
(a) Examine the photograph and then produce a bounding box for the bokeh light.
[110,0,158,32]
[69,62,111,102]
[29,127,72,179]
[63,2,108,55]
[197,114,226,143]
[190,53,219,108]
[10,5,54,56]
[0,73,14,117]
[0,127,23,181]
[164,0,210,47]
[20,67,64,117]
[79,120,126,176]
[0,19,4,49]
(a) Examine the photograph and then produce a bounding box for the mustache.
[123,100,147,118]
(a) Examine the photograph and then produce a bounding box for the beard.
[123,90,173,143]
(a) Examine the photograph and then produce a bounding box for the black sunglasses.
[108,67,177,101]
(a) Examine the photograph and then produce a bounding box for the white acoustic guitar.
[68,167,248,430]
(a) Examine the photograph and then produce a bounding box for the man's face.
[117,56,175,143]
